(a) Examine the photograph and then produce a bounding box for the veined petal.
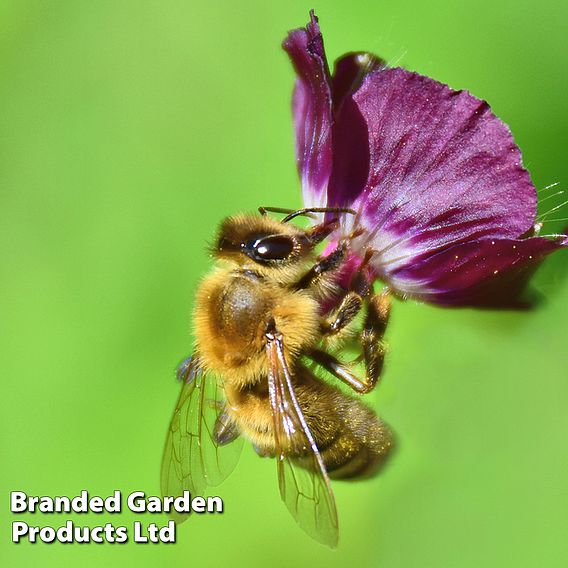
[341,67,538,247]
[283,11,332,209]
[386,234,568,307]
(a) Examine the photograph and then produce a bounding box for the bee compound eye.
[252,235,295,261]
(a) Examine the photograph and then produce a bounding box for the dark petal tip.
[388,235,567,308]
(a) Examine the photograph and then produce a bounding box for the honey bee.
[161,207,394,547]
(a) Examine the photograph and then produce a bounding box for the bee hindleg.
[212,408,240,446]
[309,289,391,394]
[307,348,373,393]
[252,443,274,458]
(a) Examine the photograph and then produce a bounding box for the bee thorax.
[194,268,320,387]
[196,273,269,368]
[212,275,271,345]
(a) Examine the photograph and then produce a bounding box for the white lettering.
[173,492,191,513]
[71,491,88,512]
[160,521,176,542]
[133,521,148,542]
[146,496,162,513]
[105,491,121,512]
[192,496,205,513]
[115,526,128,543]
[90,496,103,512]
[12,522,28,542]
[39,526,56,542]
[10,492,28,513]
[91,526,103,543]
[128,492,146,513]
[207,496,223,512]
[57,521,74,543]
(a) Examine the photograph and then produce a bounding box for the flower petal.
[330,52,385,111]
[331,67,538,262]
[282,11,332,209]
[386,235,568,307]
[326,53,386,211]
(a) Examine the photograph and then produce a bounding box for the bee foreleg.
[293,242,347,290]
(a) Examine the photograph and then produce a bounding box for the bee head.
[213,214,338,276]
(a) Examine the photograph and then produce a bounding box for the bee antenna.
[258,206,296,217]
[281,207,356,223]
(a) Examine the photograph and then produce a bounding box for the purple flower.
[283,11,567,307]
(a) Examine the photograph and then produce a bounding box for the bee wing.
[266,334,339,548]
[160,355,243,521]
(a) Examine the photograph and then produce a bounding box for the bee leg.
[360,288,391,388]
[293,242,347,290]
[320,291,363,335]
[252,443,274,458]
[320,250,374,336]
[175,354,199,383]
[307,348,372,393]
[212,407,240,446]
[309,289,391,394]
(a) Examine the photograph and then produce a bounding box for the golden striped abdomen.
[226,366,394,479]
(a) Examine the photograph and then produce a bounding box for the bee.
[161,206,394,547]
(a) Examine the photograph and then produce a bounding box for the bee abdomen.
[322,402,394,480]
[289,373,395,480]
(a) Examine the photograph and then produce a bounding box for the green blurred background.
[1,1,567,567]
